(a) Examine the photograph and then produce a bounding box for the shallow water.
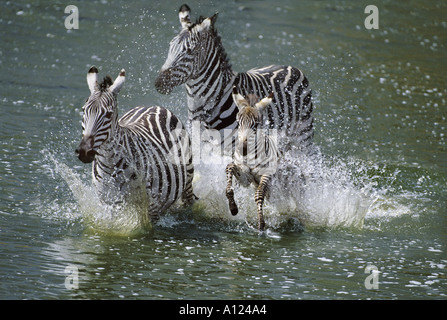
[0,0,446,300]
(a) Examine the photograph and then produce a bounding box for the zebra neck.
[185,58,236,123]
[94,126,123,169]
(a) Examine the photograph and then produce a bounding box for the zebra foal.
[76,66,195,223]
[225,87,279,231]
[155,4,314,152]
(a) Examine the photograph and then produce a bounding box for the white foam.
[187,146,377,231]
[42,151,151,236]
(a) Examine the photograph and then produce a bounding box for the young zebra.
[155,4,314,152]
[225,87,279,231]
[76,66,195,223]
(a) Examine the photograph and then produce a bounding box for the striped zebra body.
[225,88,279,231]
[76,66,194,222]
[155,5,314,152]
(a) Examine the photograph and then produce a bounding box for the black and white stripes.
[155,4,314,152]
[76,66,195,222]
[225,88,279,231]
[74,5,315,230]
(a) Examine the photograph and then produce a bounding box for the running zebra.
[76,66,195,222]
[225,87,279,231]
[155,4,314,152]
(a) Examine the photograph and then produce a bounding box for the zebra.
[225,87,279,231]
[75,66,195,223]
[155,4,314,153]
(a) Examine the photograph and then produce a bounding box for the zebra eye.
[105,111,113,119]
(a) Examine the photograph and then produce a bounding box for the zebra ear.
[232,86,247,109]
[109,69,125,94]
[255,92,273,112]
[198,13,218,31]
[87,66,99,94]
[179,4,191,29]
[210,12,218,26]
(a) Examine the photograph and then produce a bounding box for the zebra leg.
[147,201,161,225]
[255,174,272,231]
[225,163,239,216]
[182,161,198,205]
[181,178,197,205]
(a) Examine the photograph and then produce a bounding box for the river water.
[0,0,445,300]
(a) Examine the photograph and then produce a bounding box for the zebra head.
[76,66,125,164]
[155,4,218,94]
[232,87,273,153]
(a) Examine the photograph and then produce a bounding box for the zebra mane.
[99,76,113,92]
[214,34,231,72]
[189,16,232,72]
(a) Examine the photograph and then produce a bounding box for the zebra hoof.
[258,220,265,232]
[229,202,238,216]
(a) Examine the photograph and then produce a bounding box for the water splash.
[282,150,376,229]
[42,151,151,236]
[186,145,381,232]
[40,142,418,235]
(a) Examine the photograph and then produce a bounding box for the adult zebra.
[76,66,195,223]
[155,4,314,153]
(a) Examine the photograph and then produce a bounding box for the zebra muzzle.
[155,68,185,95]
[155,71,174,94]
[75,137,97,164]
